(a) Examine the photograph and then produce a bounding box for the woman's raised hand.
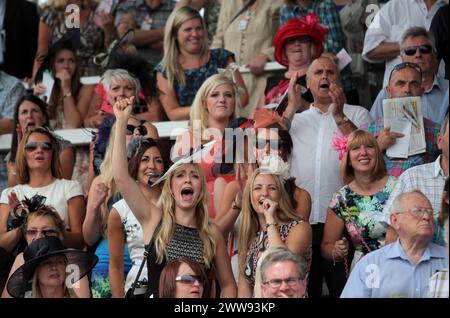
[113,96,134,121]
[261,198,278,222]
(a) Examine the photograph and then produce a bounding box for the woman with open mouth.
[112,97,237,298]
[237,161,312,298]
[6,94,75,188]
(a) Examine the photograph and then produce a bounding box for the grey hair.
[390,190,429,214]
[101,68,141,96]
[440,113,449,136]
[400,26,436,53]
[259,247,307,283]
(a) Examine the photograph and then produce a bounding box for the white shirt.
[289,104,372,224]
[0,179,84,229]
[112,198,147,293]
[383,155,447,218]
[362,0,446,86]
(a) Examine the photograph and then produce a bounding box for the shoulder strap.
[127,222,162,297]
[225,0,256,30]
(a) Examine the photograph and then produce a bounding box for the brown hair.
[22,205,65,239]
[159,258,209,298]
[15,127,62,184]
[128,138,170,180]
[340,130,386,185]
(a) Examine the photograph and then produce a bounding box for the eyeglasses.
[388,62,422,84]
[175,274,203,285]
[402,44,433,56]
[254,139,284,150]
[395,207,435,218]
[25,228,59,237]
[126,124,147,136]
[263,277,301,288]
[24,141,53,152]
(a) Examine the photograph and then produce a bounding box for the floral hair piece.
[218,63,245,107]
[127,135,146,159]
[258,155,290,182]
[332,131,349,162]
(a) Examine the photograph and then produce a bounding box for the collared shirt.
[427,269,449,298]
[0,71,25,192]
[114,0,175,31]
[370,76,449,125]
[289,103,372,224]
[279,0,353,93]
[363,117,440,178]
[362,0,447,87]
[382,156,447,245]
[341,239,448,298]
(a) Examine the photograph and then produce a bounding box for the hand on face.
[55,70,72,92]
[260,197,278,221]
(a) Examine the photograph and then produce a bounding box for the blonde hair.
[340,130,386,185]
[238,169,300,277]
[98,124,120,237]
[189,74,237,143]
[162,6,209,89]
[154,163,216,267]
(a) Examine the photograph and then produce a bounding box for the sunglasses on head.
[175,274,203,285]
[254,139,284,150]
[24,141,53,152]
[388,62,422,84]
[402,44,433,56]
[126,124,147,136]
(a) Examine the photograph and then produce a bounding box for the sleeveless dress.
[145,222,207,298]
[244,220,312,297]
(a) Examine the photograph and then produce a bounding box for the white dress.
[112,198,147,294]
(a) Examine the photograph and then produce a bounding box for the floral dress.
[328,176,397,268]
[244,220,312,297]
[155,48,234,106]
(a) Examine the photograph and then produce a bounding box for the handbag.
[124,223,161,298]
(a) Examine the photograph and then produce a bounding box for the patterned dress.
[244,220,312,297]
[155,48,234,107]
[328,176,397,268]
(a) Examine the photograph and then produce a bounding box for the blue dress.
[155,48,234,106]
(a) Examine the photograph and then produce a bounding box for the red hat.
[274,14,329,67]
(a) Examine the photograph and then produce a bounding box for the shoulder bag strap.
[225,0,256,30]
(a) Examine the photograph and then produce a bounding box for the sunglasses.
[254,139,284,150]
[402,44,433,56]
[25,228,59,237]
[24,141,53,152]
[126,124,147,136]
[175,274,203,285]
[388,62,422,84]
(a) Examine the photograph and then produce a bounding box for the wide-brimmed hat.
[35,29,81,84]
[7,237,98,298]
[152,140,216,186]
[274,13,328,67]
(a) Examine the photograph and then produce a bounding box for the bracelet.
[63,91,72,98]
[265,222,278,231]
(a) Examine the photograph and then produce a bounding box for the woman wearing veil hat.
[112,96,237,298]
[6,236,98,298]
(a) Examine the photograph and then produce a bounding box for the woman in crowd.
[108,137,169,298]
[85,49,165,128]
[1,204,91,298]
[156,6,248,120]
[266,14,327,105]
[112,96,237,297]
[321,130,396,274]
[6,236,97,298]
[159,258,209,298]
[173,73,237,218]
[237,163,312,297]
[211,0,283,116]
[0,127,85,252]
[32,0,115,77]
[6,94,75,187]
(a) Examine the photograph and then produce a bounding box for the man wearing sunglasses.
[341,191,448,298]
[370,27,448,126]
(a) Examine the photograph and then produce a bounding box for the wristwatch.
[63,91,72,98]
[337,115,349,126]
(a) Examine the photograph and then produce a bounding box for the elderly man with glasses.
[370,27,449,126]
[341,190,448,298]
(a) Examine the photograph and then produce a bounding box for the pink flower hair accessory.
[332,133,348,161]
